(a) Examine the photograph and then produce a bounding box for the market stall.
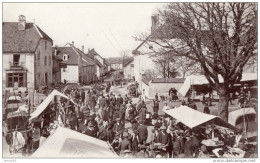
[29,90,75,122]
[163,106,242,157]
[31,127,118,158]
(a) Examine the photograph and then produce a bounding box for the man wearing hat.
[167,127,176,158]
[97,120,106,141]
[203,103,210,114]
[116,94,124,106]
[184,136,193,157]
[172,130,184,157]
[106,124,114,144]
[113,118,124,135]
[131,119,140,131]
[85,122,95,137]
[158,126,169,147]
[118,132,131,155]
[118,103,126,123]
[137,120,148,145]
[131,130,140,156]
[153,99,159,115]
[138,105,147,123]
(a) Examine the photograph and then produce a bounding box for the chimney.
[82,46,84,52]
[72,41,74,45]
[18,15,26,31]
[151,14,159,35]
[88,48,90,52]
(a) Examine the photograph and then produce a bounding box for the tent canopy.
[179,73,257,96]
[31,127,118,158]
[228,108,256,126]
[29,90,73,121]
[164,106,237,130]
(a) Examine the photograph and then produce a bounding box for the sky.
[3,3,165,58]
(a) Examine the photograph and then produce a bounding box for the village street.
[109,83,239,143]
[3,2,257,159]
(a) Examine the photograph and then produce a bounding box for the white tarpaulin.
[29,90,72,121]
[164,106,237,130]
[31,127,118,158]
[179,73,257,96]
[228,108,256,126]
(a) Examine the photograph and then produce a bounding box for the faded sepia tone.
[2,2,257,159]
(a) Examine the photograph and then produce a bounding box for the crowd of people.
[6,82,255,158]
[27,82,248,158]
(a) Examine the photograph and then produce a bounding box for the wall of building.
[35,39,53,89]
[3,53,34,93]
[140,81,150,99]
[111,63,123,70]
[61,65,79,83]
[148,82,184,99]
[124,62,134,79]
[134,54,156,86]
[83,65,96,84]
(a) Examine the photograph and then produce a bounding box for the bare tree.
[175,56,202,78]
[136,2,257,121]
[144,69,158,80]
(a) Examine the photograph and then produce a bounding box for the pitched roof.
[104,59,110,66]
[123,57,134,67]
[142,78,150,85]
[95,59,103,68]
[150,78,185,83]
[88,48,103,59]
[132,35,151,55]
[52,48,63,61]
[107,57,123,64]
[55,46,79,65]
[74,47,95,66]
[3,22,53,53]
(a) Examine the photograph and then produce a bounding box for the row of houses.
[107,57,135,80]
[3,15,111,94]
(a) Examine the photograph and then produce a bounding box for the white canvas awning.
[164,106,237,130]
[228,108,256,126]
[178,73,257,96]
[29,90,73,121]
[31,127,118,158]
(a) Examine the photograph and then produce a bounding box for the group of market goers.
[19,83,246,158]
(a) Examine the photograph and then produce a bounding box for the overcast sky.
[3,3,165,58]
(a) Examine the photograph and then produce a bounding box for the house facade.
[123,57,134,80]
[3,15,53,93]
[103,59,111,75]
[108,57,123,70]
[87,48,104,80]
[141,78,185,100]
[76,47,97,84]
[55,43,83,84]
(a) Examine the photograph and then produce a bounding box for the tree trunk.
[217,87,229,122]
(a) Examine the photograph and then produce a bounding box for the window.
[130,64,134,68]
[63,68,66,72]
[37,49,40,61]
[45,41,47,50]
[49,56,51,65]
[63,54,68,61]
[44,56,47,65]
[7,73,26,87]
[13,54,20,66]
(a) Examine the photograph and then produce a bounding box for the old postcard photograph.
[2,2,258,160]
